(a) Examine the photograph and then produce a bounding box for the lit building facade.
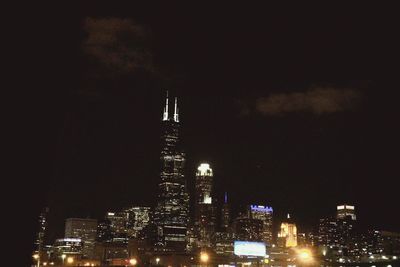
[194,163,216,248]
[65,218,97,259]
[106,211,128,241]
[221,192,230,230]
[214,231,235,256]
[337,204,356,220]
[249,205,273,246]
[154,92,189,252]
[277,214,297,247]
[51,238,83,259]
[34,207,49,256]
[233,216,263,242]
[125,206,151,238]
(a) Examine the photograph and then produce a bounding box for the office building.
[337,204,356,220]
[277,214,297,247]
[65,218,97,259]
[194,163,216,248]
[154,92,189,252]
[249,205,273,246]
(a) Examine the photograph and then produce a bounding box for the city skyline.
[20,3,400,266]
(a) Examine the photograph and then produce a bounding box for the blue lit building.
[249,205,273,246]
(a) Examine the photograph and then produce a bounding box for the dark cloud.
[255,87,362,115]
[83,17,153,75]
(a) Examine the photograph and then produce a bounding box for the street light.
[129,258,137,266]
[61,254,66,265]
[67,257,74,265]
[296,248,313,264]
[200,252,209,266]
[33,254,40,267]
[155,257,160,265]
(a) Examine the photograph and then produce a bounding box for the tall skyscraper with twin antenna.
[154,91,189,252]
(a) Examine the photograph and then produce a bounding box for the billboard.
[234,241,266,257]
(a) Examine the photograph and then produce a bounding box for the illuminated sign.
[250,205,273,213]
[234,241,266,257]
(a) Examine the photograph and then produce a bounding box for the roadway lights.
[67,257,74,264]
[200,252,209,263]
[297,248,313,264]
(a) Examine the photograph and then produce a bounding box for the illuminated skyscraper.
[125,206,151,238]
[249,205,273,246]
[106,211,128,242]
[65,218,97,259]
[194,163,216,248]
[34,207,49,255]
[277,214,297,247]
[337,204,356,220]
[154,92,189,252]
[221,192,230,230]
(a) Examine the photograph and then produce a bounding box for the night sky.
[18,2,400,260]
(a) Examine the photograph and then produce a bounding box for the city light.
[33,254,39,260]
[234,241,266,257]
[200,252,209,263]
[156,257,160,264]
[67,257,74,264]
[296,249,313,263]
[129,258,138,266]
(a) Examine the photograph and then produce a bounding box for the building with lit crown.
[337,204,356,220]
[249,205,273,246]
[277,214,297,247]
[154,92,189,252]
[194,163,216,248]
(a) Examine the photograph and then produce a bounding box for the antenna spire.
[163,91,169,121]
[174,97,179,122]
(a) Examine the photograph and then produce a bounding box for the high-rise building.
[34,207,49,255]
[337,204,356,220]
[106,211,128,242]
[249,205,273,246]
[154,92,189,252]
[65,218,97,259]
[221,192,230,230]
[277,214,297,247]
[97,219,112,242]
[318,217,339,248]
[233,216,263,242]
[214,231,235,256]
[194,163,216,248]
[125,206,151,238]
[51,238,83,260]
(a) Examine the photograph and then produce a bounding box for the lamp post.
[61,254,66,265]
[200,252,209,267]
[33,254,40,267]
[155,257,160,265]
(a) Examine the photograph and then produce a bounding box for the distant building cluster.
[33,93,400,266]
